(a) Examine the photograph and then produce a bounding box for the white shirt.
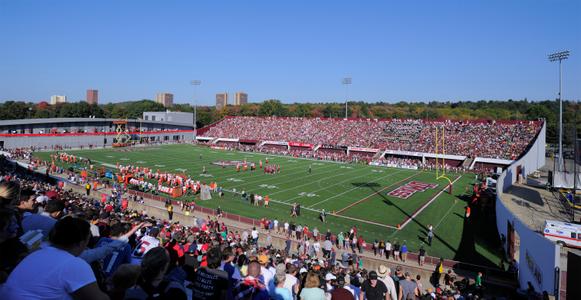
[381,276,397,300]
[3,247,96,300]
[284,222,289,230]
[273,220,279,227]
[261,266,274,292]
[283,274,298,296]
[385,242,392,251]
[313,242,321,253]
[251,230,259,239]
[138,235,160,255]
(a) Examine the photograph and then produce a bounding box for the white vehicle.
[543,220,581,248]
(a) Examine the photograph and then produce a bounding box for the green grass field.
[33,144,502,266]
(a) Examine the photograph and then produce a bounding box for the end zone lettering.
[387,181,438,199]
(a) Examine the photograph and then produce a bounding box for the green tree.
[258,99,287,116]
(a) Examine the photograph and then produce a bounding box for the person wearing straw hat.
[377,265,397,300]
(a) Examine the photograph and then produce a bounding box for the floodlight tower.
[191,80,201,137]
[548,50,570,172]
[342,77,352,119]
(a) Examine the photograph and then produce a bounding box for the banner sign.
[289,142,313,148]
[349,147,380,153]
[263,141,288,146]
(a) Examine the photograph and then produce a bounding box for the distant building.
[50,95,67,105]
[155,93,173,108]
[235,92,248,106]
[143,110,193,126]
[216,92,228,110]
[86,89,98,105]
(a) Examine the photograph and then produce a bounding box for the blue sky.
[0,0,579,105]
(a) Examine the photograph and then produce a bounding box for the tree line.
[0,99,579,145]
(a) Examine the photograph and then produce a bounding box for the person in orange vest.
[264,195,270,207]
[259,160,263,169]
[465,206,471,219]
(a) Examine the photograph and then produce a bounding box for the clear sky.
[0,0,579,105]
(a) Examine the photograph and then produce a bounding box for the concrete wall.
[495,121,559,295]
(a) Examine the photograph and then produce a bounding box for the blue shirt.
[22,212,56,237]
[95,237,132,276]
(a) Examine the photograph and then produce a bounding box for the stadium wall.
[495,121,562,295]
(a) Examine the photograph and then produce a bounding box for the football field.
[34,144,501,264]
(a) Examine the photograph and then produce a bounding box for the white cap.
[325,273,337,281]
[299,267,308,274]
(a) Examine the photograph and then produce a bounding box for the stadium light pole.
[342,77,352,119]
[191,80,201,137]
[548,50,570,172]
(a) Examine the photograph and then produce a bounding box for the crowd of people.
[0,153,503,300]
[202,117,541,160]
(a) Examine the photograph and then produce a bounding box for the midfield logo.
[387,181,438,199]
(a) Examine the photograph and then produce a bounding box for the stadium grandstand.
[197,116,543,173]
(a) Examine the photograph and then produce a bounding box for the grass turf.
[33,144,502,266]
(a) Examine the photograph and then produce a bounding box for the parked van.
[543,220,581,248]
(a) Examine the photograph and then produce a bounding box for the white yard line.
[307,169,407,207]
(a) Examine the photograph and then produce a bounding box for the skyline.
[1,1,580,105]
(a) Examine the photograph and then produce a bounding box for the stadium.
[2,111,576,299]
[2,2,580,300]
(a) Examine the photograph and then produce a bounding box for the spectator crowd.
[0,153,507,300]
[202,117,541,160]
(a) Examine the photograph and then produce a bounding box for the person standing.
[377,265,397,300]
[398,272,417,300]
[385,240,392,260]
[400,242,408,262]
[427,230,433,246]
[167,202,174,220]
[300,272,325,300]
[85,182,92,196]
[434,258,444,287]
[418,246,426,266]
[360,271,388,300]
[393,241,400,261]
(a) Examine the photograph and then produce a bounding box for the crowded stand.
[0,153,504,300]
[201,117,541,160]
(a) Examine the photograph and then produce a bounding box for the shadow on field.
[351,182,381,188]
[356,182,502,271]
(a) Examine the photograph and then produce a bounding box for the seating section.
[202,116,542,160]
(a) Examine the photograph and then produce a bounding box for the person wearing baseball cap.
[360,271,388,300]
[330,275,354,300]
[325,273,337,293]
